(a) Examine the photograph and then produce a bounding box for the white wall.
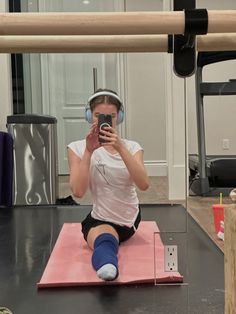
[125,0,186,199]
[125,0,167,176]
[0,1,12,131]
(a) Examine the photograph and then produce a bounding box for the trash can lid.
[7,114,57,124]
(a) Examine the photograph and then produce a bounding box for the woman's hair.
[90,88,122,113]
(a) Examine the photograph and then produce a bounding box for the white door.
[39,0,123,174]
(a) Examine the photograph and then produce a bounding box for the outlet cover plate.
[164,245,178,272]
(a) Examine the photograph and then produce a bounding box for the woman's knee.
[87,224,119,249]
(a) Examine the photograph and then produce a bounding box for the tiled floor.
[59,175,231,252]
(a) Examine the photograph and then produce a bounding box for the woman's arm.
[68,123,100,198]
[67,148,92,198]
[118,145,150,191]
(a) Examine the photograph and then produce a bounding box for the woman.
[67,89,149,281]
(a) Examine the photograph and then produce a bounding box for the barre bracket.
[173,0,208,77]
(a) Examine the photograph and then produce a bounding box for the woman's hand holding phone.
[85,122,100,154]
[98,114,123,151]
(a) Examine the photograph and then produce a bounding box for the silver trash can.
[7,114,58,206]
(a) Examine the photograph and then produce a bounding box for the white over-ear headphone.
[85,91,124,125]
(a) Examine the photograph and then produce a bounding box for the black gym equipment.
[189,51,236,196]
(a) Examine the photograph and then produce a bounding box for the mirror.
[6,0,233,312]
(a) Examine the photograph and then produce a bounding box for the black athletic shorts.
[81,208,141,243]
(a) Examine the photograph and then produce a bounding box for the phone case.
[98,114,112,143]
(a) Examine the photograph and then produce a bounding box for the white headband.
[87,91,123,109]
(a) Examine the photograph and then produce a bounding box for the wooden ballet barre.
[0,34,236,53]
[197,33,236,51]
[0,11,236,35]
[0,35,168,53]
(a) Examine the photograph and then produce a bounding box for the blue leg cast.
[92,233,119,281]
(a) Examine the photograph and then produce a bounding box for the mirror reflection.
[1,0,235,313]
[11,0,187,210]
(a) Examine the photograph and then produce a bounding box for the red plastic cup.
[212,204,224,233]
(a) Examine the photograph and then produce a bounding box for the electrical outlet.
[222,139,230,150]
[164,245,178,272]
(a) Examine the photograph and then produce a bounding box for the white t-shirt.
[68,139,143,227]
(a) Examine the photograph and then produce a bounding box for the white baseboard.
[144,160,167,177]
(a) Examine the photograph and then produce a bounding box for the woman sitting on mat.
[67,88,149,281]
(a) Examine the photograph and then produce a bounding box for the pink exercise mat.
[38,221,183,288]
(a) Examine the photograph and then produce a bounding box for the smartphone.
[98,114,112,143]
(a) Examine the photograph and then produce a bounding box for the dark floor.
[0,204,224,314]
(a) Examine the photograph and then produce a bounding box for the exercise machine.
[189,51,236,196]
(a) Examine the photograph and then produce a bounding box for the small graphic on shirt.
[95,159,110,185]
[94,157,131,187]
